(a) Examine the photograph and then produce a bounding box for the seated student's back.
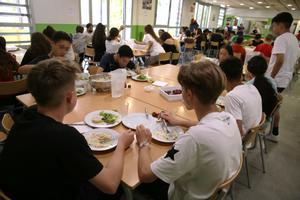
[220,57,262,136]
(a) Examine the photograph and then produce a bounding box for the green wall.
[35,24,77,34]
[131,25,144,41]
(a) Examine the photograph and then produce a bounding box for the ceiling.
[199,0,300,11]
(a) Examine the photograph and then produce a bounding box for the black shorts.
[277,87,285,93]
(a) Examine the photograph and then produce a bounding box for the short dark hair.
[42,25,56,40]
[236,36,244,44]
[27,59,79,107]
[272,12,294,29]
[76,25,84,33]
[107,27,120,41]
[52,31,72,43]
[247,55,267,76]
[117,45,133,58]
[185,30,192,37]
[220,45,233,56]
[0,36,6,51]
[178,61,226,105]
[254,34,261,40]
[220,57,243,81]
[86,23,93,29]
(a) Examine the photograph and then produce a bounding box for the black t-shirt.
[20,48,34,66]
[28,54,50,65]
[0,108,103,199]
[99,53,135,72]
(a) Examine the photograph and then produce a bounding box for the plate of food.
[132,74,150,82]
[76,87,86,96]
[84,110,122,128]
[151,124,184,143]
[122,113,156,130]
[83,128,119,151]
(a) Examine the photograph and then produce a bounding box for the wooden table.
[133,49,149,58]
[16,64,198,189]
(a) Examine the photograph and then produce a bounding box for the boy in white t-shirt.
[266,12,300,141]
[135,61,242,200]
[220,57,263,137]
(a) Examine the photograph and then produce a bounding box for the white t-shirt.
[225,84,262,136]
[143,33,165,56]
[64,45,75,61]
[151,112,242,200]
[105,40,121,54]
[83,31,93,45]
[267,32,300,88]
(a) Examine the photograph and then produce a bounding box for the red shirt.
[232,44,246,64]
[254,43,273,58]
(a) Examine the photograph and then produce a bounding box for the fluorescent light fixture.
[220,4,226,8]
[249,7,254,9]
[240,3,244,6]
[287,4,293,7]
[265,6,270,8]
[291,8,296,10]
[257,2,262,4]
[227,5,230,7]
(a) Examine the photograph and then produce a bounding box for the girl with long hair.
[92,23,106,61]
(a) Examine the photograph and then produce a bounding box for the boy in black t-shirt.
[0,59,134,199]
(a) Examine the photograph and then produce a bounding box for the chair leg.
[229,182,235,200]
[263,135,268,154]
[244,155,251,188]
[258,134,266,173]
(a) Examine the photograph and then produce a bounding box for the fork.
[162,119,170,134]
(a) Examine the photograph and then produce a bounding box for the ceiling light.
[249,7,254,9]
[257,2,263,4]
[213,0,217,2]
[291,8,296,10]
[220,4,226,8]
[227,5,230,7]
[265,6,270,8]
[287,4,293,7]
[240,3,244,6]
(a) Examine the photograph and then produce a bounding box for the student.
[98,45,137,73]
[247,56,278,118]
[158,29,165,38]
[135,60,242,200]
[179,26,188,42]
[189,18,199,33]
[194,28,206,50]
[21,32,51,66]
[210,29,224,48]
[183,30,194,45]
[18,31,73,74]
[0,59,134,199]
[105,27,122,54]
[84,23,94,44]
[218,45,233,63]
[266,12,300,141]
[160,32,179,65]
[254,34,274,60]
[73,25,89,61]
[92,23,106,62]
[296,30,300,41]
[251,34,264,47]
[0,36,19,82]
[220,57,262,137]
[232,36,246,64]
[135,24,165,66]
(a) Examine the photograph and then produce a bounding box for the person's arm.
[18,64,34,74]
[90,130,134,194]
[160,111,197,128]
[135,125,157,182]
[224,95,244,136]
[270,54,284,78]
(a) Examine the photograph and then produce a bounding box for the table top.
[16,64,197,188]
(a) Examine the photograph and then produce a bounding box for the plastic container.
[160,86,183,101]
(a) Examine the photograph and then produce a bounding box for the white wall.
[208,5,220,28]
[181,0,195,27]
[30,0,80,24]
[132,0,156,25]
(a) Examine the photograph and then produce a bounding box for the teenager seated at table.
[84,23,94,45]
[158,29,165,38]
[218,45,233,64]
[73,25,89,62]
[159,32,180,65]
[18,31,73,74]
[0,36,19,82]
[135,24,165,66]
[134,60,242,200]
[93,23,107,62]
[210,29,224,48]
[220,57,262,137]
[21,32,51,66]
[254,34,274,62]
[179,26,188,42]
[105,27,122,54]
[98,45,138,73]
[247,56,278,118]
[194,28,207,50]
[251,34,264,47]
[0,59,134,200]
[232,36,246,64]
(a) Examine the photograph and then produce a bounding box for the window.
[155,0,183,37]
[0,0,32,46]
[80,0,132,40]
[217,8,225,28]
[194,2,211,29]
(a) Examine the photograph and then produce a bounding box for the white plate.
[84,110,122,128]
[216,96,225,107]
[127,70,137,77]
[76,87,86,96]
[122,113,156,130]
[83,128,119,151]
[152,124,184,143]
[131,74,150,82]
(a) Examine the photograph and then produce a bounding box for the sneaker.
[266,134,278,143]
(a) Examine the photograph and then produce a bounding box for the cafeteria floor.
[233,74,300,200]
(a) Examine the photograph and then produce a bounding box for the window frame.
[0,0,33,45]
[217,7,226,28]
[154,0,183,37]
